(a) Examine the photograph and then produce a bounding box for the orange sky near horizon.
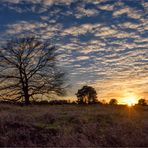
[65,75,148,105]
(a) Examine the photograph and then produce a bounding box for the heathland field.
[0,104,148,147]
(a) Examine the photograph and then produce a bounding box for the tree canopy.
[138,99,147,106]
[76,85,98,104]
[109,99,118,105]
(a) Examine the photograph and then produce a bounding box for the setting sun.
[126,100,135,107]
[122,95,138,106]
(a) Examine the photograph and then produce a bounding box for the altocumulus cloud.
[0,0,147,101]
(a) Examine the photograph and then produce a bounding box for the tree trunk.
[19,64,30,105]
[24,94,30,105]
[24,87,30,105]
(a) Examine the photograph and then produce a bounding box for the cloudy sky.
[0,0,147,103]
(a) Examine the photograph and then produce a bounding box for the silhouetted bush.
[0,100,24,106]
[32,100,50,105]
[48,100,70,105]
[0,100,71,106]
[32,100,71,105]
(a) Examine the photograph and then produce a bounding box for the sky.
[0,0,148,103]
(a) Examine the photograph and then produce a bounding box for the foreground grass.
[0,104,148,147]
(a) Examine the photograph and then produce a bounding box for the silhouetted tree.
[0,36,66,105]
[109,98,118,105]
[138,99,147,106]
[100,99,107,104]
[76,85,97,104]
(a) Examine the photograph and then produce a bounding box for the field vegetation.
[0,104,148,147]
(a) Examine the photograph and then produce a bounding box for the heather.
[0,104,148,147]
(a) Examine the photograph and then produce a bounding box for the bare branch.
[0,36,66,104]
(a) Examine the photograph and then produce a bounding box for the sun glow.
[126,98,135,107]
[122,94,138,107]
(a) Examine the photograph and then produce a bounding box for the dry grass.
[0,104,148,147]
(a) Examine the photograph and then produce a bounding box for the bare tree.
[0,36,66,105]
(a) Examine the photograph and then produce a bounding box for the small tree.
[100,99,107,104]
[0,36,66,105]
[138,99,147,106]
[76,85,97,104]
[109,98,118,105]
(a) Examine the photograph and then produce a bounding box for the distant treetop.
[76,85,98,104]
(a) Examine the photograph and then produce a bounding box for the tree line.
[75,85,147,106]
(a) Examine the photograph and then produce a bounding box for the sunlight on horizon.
[120,93,138,106]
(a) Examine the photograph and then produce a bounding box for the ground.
[0,104,148,147]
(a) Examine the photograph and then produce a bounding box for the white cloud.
[62,23,101,36]
[98,4,114,11]
[113,6,142,19]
